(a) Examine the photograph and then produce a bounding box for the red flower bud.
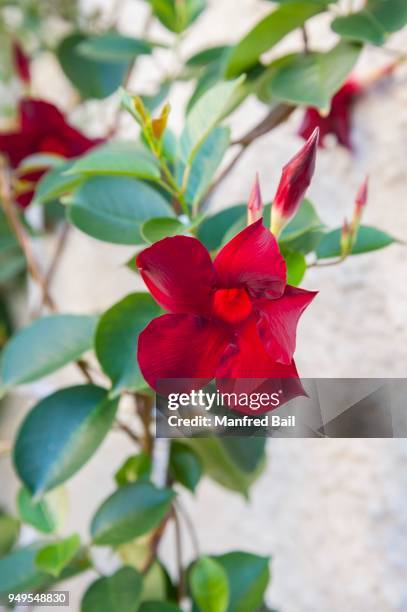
[352,176,368,228]
[247,173,263,225]
[12,40,30,86]
[270,127,319,237]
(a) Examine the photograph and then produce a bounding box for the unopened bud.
[247,173,263,225]
[152,102,171,140]
[340,218,353,257]
[352,176,368,232]
[12,40,30,86]
[271,127,319,237]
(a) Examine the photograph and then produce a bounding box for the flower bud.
[247,173,263,225]
[271,127,319,237]
[352,176,368,232]
[152,102,171,140]
[340,218,353,257]
[12,40,30,86]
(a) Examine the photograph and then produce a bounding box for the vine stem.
[0,157,56,312]
[173,505,185,602]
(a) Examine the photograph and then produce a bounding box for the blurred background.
[1,0,407,610]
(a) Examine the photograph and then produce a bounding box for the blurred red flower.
[137,220,317,396]
[0,99,102,207]
[298,79,362,150]
[12,40,31,85]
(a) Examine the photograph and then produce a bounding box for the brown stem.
[173,505,185,602]
[0,158,57,311]
[136,394,154,454]
[141,511,172,574]
[205,104,295,204]
[115,419,140,444]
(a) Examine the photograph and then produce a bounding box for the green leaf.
[169,441,202,492]
[35,534,81,577]
[140,603,182,612]
[0,314,97,394]
[186,45,231,69]
[66,142,160,181]
[67,176,174,245]
[18,153,65,173]
[280,228,325,255]
[0,513,20,557]
[0,248,26,284]
[77,33,152,62]
[0,545,49,601]
[226,1,326,78]
[182,437,266,497]
[14,385,118,497]
[190,556,229,612]
[283,250,306,286]
[141,81,172,113]
[215,552,270,612]
[270,41,361,110]
[115,452,152,487]
[332,0,407,45]
[179,78,244,164]
[81,567,143,612]
[91,482,175,546]
[34,160,84,204]
[146,0,206,33]
[197,205,246,251]
[140,218,185,243]
[185,127,230,208]
[95,293,161,396]
[186,47,232,112]
[17,487,68,534]
[280,199,324,241]
[57,32,129,99]
[316,225,398,259]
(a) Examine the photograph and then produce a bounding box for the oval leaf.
[91,482,174,546]
[0,513,20,557]
[17,487,68,534]
[67,177,174,245]
[77,33,152,62]
[0,315,97,395]
[0,545,49,600]
[215,552,270,612]
[14,385,118,496]
[35,534,81,578]
[34,160,84,204]
[95,293,161,395]
[81,567,142,612]
[169,441,202,492]
[190,556,229,612]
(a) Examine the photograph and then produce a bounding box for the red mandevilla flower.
[0,99,102,208]
[136,219,317,400]
[298,79,362,150]
[12,40,31,85]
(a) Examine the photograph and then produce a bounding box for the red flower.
[137,220,317,403]
[0,99,102,207]
[247,174,263,226]
[270,128,319,237]
[298,78,362,150]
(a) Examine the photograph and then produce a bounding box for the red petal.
[20,99,67,135]
[12,41,30,85]
[255,285,317,365]
[138,314,229,392]
[298,109,329,148]
[216,318,304,414]
[137,236,216,314]
[214,220,286,299]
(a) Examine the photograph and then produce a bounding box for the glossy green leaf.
[66,142,160,180]
[18,153,64,173]
[179,78,244,164]
[182,437,266,496]
[270,41,361,110]
[35,534,81,577]
[115,452,152,487]
[34,160,84,204]
[316,225,398,259]
[332,0,407,45]
[215,552,270,612]
[67,176,174,245]
[226,1,326,78]
[186,47,232,112]
[57,33,129,99]
[169,441,202,492]
[197,205,246,251]
[185,127,230,208]
[14,385,118,496]
[140,218,185,243]
[186,45,231,69]
[91,482,174,546]
[0,545,49,600]
[95,293,161,396]
[190,556,229,612]
[0,315,97,394]
[146,0,206,33]
[0,513,20,557]
[77,33,152,62]
[283,250,306,286]
[81,567,142,612]
[280,199,324,241]
[17,487,68,534]
[280,228,325,255]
